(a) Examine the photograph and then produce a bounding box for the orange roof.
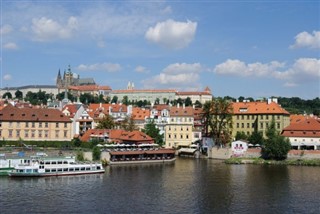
[232,101,289,115]
[69,85,111,91]
[80,129,154,143]
[112,89,177,93]
[282,117,320,137]
[0,105,71,122]
[131,107,150,121]
[169,106,194,116]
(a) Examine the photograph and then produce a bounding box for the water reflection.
[1,159,320,214]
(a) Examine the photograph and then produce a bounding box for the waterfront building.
[165,105,194,148]
[80,129,154,144]
[149,104,171,137]
[0,104,72,141]
[281,116,320,150]
[231,98,290,138]
[131,107,150,130]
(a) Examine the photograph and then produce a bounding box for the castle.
[56,65,95,92]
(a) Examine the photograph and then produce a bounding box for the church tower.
[56,69,63,89]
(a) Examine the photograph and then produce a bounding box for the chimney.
[183,103,185,109]
[177,103,180,108]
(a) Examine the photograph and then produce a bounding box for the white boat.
[9,156,105,177]
[0,154,25,176]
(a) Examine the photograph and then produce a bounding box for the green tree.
[142,119,164,146]
[96,114,115,129]
[2,92,12,99]
[120,116,137,131]
[235,131,248,141]
[122,96,129,105]
[92,146,101,161]
[15,90,23,99]
[202,98,233,146]
[248,130,264,145]
[111,96,118,104]
[194,100,202,108]
[262,119,291,160]
[185,97,192,106]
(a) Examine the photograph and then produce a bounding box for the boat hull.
[9,169,105,177]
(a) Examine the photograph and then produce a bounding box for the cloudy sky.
[1,1,319,99]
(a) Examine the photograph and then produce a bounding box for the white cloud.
[3,74,12,81]
[31,16,78,42]
[0,25,13,35]
[142,63,202,88]
[214,58,320,87]
[135,66,149,73]
[77,63,122,72]
[145,19,197,49]
[290,31,320,49]
[214,59,285,77]
[4,42,18,50]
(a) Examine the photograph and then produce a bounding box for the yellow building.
[231,99,290,138]
[165,105,194,148]
[0,105,72,141]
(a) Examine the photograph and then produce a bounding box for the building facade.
[0,105,72,141]
[231,98,290,138]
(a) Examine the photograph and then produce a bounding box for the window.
[25,130,29,138]
[277,123,280,129]
[237,123,239,128]
[26,122,29,128]
[16,130,20,137]
[44,131,48,138]
[180,135,183,139]
[252,115,254,120]
[8,130,13,137]
[32,122,35,128]
[277,115,280,120]
[9,122,12,128]
[55,131,59,138]
[260,123,263,129]
[266,115,269,120]
[247,115,250,120]
[241,123,244,128]
[64,123,67,128]
[168,134,171,139]
[64,131,68,138]
[45,122,48,128]
[237,115,239,120]
[186,135,189,139]
[260,115,263,119]
[174,134,176,139]
[247,123,250,128]
[38,131,42,138]
[56,123,59,128]
[39,123,42,128]
[241,115,244,120]
[31,131,35,138]
[17,122,20,128]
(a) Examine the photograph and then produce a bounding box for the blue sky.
[1,0,319,99]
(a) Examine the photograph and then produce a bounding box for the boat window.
[40,161,44,164]
[33,169,38,173]
[97,166,101,170]
[69,168,74,171]
[45,162,50,165]
[52,161,57,164]
[85,167,90,170]
[81,167,85,171]
[26,169,32,173]
[51,169,56,172]
[58,161,63,164]
[75,168,79,171]
[18,169,24,173]
[63,161,68,164]
[45,169,50,172]
[63,168,68,172]
[58,168,62,172]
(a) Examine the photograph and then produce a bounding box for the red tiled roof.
[112,89,177,93]
[169,106,194,116]
[69,85,111,91]
[131,107,150,121]
[282,118,320,137]
[232,101,289,115]
[0,105,71,122]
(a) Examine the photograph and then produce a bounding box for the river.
[1,158,319,214]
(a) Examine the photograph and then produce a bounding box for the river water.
[1,158,319,214]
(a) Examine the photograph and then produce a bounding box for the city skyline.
[1,1,319,99]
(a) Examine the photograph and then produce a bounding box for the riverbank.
[225,157,320,166]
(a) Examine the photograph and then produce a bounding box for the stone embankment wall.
[208,148,320,160]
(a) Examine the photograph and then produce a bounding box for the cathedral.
[56,65,96,91]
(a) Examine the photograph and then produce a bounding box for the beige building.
[165,105,194,148]
[231,98,290,138]
[0,105,72,141]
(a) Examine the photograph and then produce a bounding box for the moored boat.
[0,154,25,176]
[9,156,105,177]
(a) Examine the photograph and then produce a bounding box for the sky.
[1,0,319,99]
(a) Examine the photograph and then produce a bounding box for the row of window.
[236,122,281,129]
[167,133,189,139]
[168,126,191,131]
[1,130,69,139]
[170,117,193,122]
[236,115,281,120]
[4,122,69,129]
